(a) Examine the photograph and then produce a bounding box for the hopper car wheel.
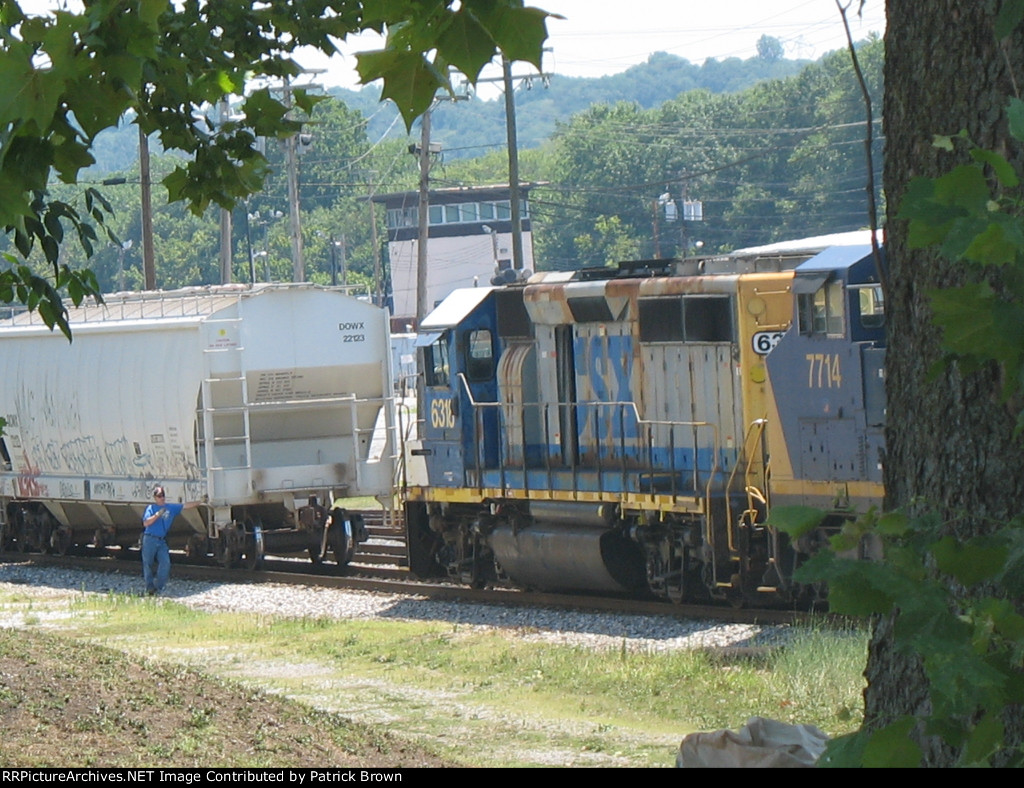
[185,534,210,563]
[242,519,265,571]
[12,512,29,553]
[329,519,355,569]
[218,524,244,569]
[50,527,72,556]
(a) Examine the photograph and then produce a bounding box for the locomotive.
[402,232,886,605]
[0,284,396,568]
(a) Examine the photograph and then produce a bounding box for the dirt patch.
[0,628,452,768]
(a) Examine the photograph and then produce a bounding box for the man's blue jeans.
[141,533,170,594]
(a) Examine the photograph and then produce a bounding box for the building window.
[394,196,529,228]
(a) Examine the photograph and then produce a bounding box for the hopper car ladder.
[199,316,253,503]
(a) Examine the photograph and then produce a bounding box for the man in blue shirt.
[141,486,202,596]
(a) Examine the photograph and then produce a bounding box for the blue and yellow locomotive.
[403,234,886,604]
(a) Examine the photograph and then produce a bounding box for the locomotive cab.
[762,243,887,581]
[415,287,502,487]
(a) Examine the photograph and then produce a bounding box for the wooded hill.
[33,37,881,293]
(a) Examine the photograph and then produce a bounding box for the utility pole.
[477,58,550,272]
[138,125,156,290]
[415,105,433,326]
[219,97,233,284]
[283,80,305,283]
[369,188,382,306]
[501,56,525,273]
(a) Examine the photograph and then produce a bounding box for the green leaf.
[876,511,911,537]
[932,536,1008,586]
[765,505,823,538]
[963,214,1024,265]
[470,3,552,69]
[930,282,1010,359]
[934,164,992,214]
[437,10,497,82]
[794,553,899,616]
[817,731,868,768]
[995,0,1024,39]
[861,718,923,768]
[360,49,447,128]
[1009,98,1024,143]
[970,147,1020,188]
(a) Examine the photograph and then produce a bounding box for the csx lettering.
[429,398,456,429]
[805,353,843,388]
[338,322,365,331]
[578,334,638,440]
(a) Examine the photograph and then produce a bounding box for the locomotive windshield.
[798,280,845,337]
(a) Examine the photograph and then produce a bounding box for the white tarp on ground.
[676,717,829,768]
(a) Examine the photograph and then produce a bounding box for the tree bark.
[878,0,1024,765]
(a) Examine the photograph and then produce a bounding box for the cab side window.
[856,284,885,329]
[464,329,494,382]
[424,339,449,387]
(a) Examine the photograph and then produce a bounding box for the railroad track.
[1,550,817,627]
[0,510,829,625]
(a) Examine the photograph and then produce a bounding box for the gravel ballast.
[0,561,787,652]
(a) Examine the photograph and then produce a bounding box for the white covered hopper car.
[0,284,395,567]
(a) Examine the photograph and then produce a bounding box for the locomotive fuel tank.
[0,284,395,565]
[488,501,648,593]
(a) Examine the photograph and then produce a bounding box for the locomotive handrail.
[454,372,721,515]
[724,417,769,555]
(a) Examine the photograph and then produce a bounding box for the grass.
[0,584,868,767]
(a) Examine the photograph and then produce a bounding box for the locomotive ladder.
[199,316,253,504]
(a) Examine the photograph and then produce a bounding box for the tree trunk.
[877,0,1024,765]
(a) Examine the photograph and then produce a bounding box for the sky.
[295,0,887,92]
[22,1,887,92]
